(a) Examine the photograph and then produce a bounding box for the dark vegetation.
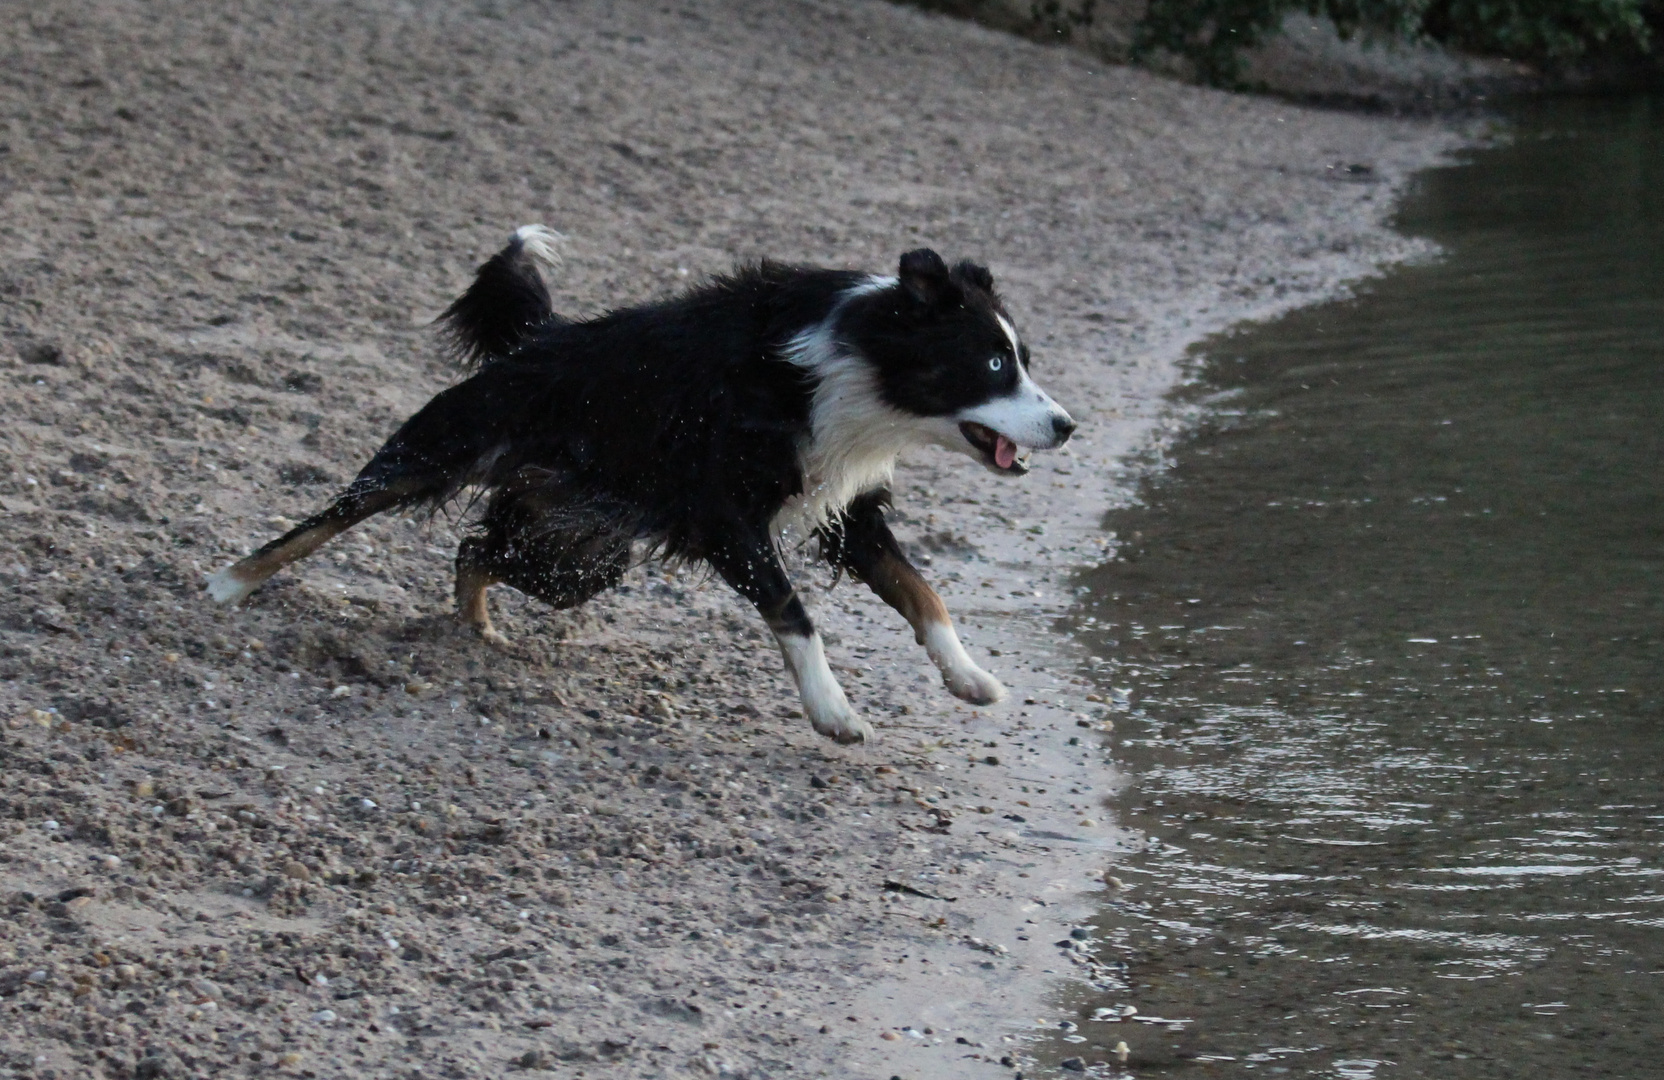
[918,0,1659,89]
[1134,0,1658,85]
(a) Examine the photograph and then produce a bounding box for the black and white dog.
[208,226,1075,743]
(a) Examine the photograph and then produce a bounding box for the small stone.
[330,685,352,698]
[983,755,1000,766]
[311,1008,337,1022]
[1070,927,1091,940]
[277,1051,304,1067]
[1061,1057,1086,1072]
[880,1030,901,1041]
[283,860,312,881]
[135,1051,178,1080]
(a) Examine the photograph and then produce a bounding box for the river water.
[1049,96,1664,1077]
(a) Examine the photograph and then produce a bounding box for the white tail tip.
[206,566,259,605]
[513,224,565,279]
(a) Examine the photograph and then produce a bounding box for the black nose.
[1052,414,1077,442]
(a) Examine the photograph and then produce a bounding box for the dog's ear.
[952,261,995,294]
[898,248,953,306]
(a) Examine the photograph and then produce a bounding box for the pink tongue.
[994,435,1018,469]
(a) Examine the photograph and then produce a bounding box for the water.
[1051,96,1664,1078]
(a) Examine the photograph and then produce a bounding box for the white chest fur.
[773,293,941,542]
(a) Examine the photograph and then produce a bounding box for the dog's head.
[845,249,1075,475]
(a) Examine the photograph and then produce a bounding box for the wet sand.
[0,0,1458,1075]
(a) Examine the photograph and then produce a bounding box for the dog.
[207,226,1076,743]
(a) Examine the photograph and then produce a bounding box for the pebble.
[311,1008,337,1022]
[880,1030,901,1041]
[283,860,312,881]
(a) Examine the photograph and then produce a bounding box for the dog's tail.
[437,224,567,370]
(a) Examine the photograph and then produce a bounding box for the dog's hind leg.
[703,525,872,745]
[454,489,629,644]
[819,489,1005,705]
[206,475,436,605]
[209,367,524,605]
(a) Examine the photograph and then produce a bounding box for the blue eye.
[989,356,1003,372]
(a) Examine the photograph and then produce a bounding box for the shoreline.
[0,1,1466,1076]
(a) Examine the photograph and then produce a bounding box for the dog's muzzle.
[958,411,1075,475]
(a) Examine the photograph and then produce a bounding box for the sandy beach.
[0,0,1460,1076]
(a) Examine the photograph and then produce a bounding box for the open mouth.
[959,421,1031,475]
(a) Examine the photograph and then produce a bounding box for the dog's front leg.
[820,491,1005,706]
[704,529,872,745]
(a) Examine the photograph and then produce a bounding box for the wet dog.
[207,226,1075,743]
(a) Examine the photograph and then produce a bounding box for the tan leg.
[206,519,353,605]
[207,481,424,606]
[864,551,1005,705]
[455,563,509,647]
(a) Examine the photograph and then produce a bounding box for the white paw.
[943,662,1006,706]
[463,620,511,649]
[807,698,875,745]
[776,631,874,744]
[205,567,257,605]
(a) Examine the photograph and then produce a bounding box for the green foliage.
[1132,0,1655,86]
